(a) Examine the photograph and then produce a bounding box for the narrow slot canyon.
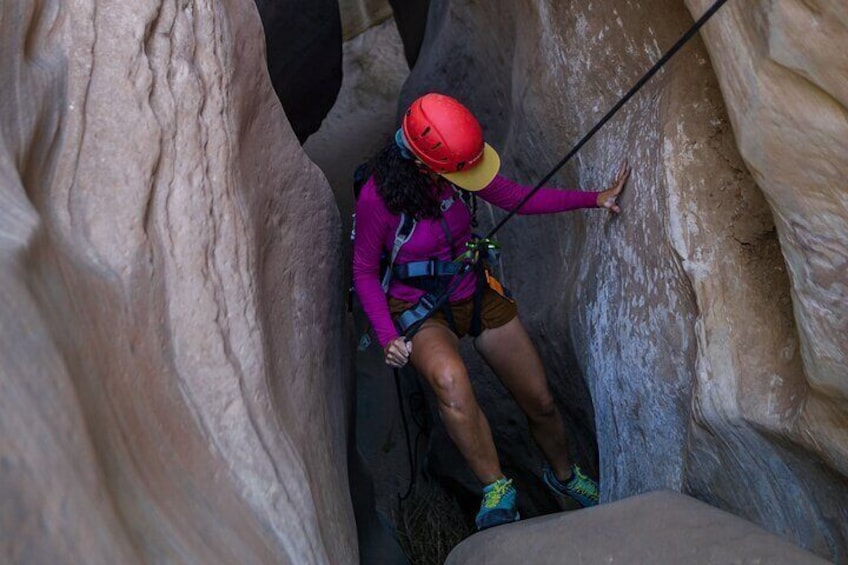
[1,1,846,564]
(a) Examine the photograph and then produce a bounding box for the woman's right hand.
[384,337,413,368]
[596,160,631,214]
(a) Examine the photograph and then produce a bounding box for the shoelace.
[569,469,599,498]
[484,478,513,508]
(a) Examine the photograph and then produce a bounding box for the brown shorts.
[388,285,518,339]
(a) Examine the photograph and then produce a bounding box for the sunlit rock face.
[403,0,846,559]
[682,1,848,545]
[1,1,354,563]
[253,0,342,141]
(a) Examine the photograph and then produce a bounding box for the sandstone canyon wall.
[3,0,846,562]
[679,1,848,555]
[402,0,847,559]
[1,1,355,563]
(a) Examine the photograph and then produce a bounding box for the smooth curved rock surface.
[445,491,830,565]
[4,0,846,562]
[303,12,416,541]
[401,0,847,560]
[1,1,354,562]
[678,0,848,557]
[684,0,848,497]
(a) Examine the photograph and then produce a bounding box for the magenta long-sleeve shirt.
[352,174,599,347]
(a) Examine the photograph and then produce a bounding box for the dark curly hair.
[369,138,442,219]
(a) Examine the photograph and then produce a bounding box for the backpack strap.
[353,163,370,198]
[381,213,416,292]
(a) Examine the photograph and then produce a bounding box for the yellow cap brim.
[440,143,501,191]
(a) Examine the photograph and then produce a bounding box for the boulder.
[445,491,830,565]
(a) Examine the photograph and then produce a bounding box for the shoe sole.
[476,511,520,530]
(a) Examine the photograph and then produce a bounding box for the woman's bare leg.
[474,316,573,480]
[410,321,503,484]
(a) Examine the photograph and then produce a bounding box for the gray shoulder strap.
[382,213,416,292]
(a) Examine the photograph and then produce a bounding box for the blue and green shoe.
[475,477,520,530]
[543,464,599,507]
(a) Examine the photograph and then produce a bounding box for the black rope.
[485,0,728,240]
[400,0,729,343]
[394,368,416,500]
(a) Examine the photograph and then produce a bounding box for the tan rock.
[683,0,848,472]
[445,491,829,565]
[1,0,355,562]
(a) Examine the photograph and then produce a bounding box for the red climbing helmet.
[401,93,501,191]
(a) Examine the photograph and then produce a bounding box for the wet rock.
[0,0,354,562]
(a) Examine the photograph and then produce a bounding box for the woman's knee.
[525,392,558,423]
[429,363,474,412]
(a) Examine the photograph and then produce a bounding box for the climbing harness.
[392,194,496,337]
[391,234,507,339]
[378,182,515,340]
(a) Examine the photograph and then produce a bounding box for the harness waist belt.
[392,259,462,280]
